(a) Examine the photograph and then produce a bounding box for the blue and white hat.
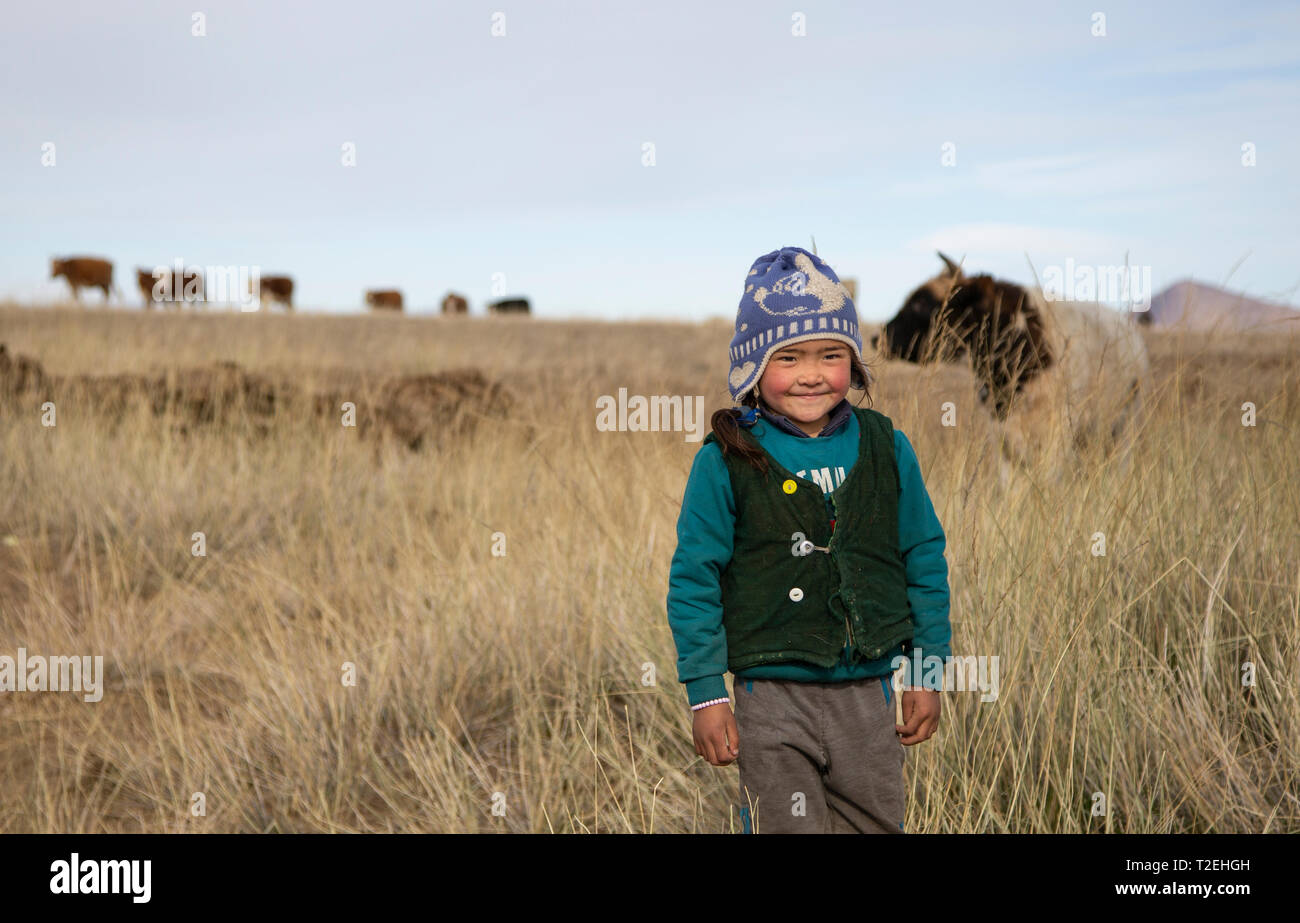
[727,246,867,403]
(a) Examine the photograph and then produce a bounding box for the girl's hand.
[692,702,740,766]
[896,689,940,745]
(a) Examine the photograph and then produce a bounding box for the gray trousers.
[734,675,905,834]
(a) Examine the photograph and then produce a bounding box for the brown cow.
[137,266,204,310]
[441,292,468,314]
[487,297,530,314]
[51,256,114,302]
[257,275,294,311]
[365,289,403,311]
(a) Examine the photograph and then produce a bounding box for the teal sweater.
[666,403,952,707]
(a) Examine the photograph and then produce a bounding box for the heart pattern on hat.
[729,361,755,389]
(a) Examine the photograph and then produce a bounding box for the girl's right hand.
[693,703,740,766]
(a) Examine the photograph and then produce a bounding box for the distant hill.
[1139,279,1300,331]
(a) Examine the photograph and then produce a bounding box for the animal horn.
[937,251,963,278]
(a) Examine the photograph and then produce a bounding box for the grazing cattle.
[257,275,294,311]
[365,289,403,311]
[51,257,114,302]
[488,297,530,314]
[441,292,469,314]
[137,267,204,309]
[873,252,1150,474]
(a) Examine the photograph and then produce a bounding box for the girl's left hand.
[896,689,940,745]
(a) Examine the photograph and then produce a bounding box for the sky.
[2,0,1298,321]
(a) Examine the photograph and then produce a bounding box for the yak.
[873,252,1150,475]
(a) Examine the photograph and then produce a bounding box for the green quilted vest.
[703,406,913,671]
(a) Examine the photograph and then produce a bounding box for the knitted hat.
[727,246,868,403]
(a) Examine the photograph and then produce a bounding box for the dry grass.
[1,302,1297,833]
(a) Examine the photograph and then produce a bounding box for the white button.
[789,587,804,602]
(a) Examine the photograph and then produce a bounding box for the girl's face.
[757,338,852,437]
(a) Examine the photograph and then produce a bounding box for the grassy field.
[1,302,1297,833]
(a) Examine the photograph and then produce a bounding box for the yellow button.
[782,479,797,494]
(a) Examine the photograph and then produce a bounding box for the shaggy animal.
[0,343,517,451]
[136,267,204,309]
[257,275,294,311]
[0,343,48,399]
[441,292,468,314]
[374,369,514,451]
[365,289,403,311]
[873,252,1150,472]
[487,297,530,314]
[51,257,114,302]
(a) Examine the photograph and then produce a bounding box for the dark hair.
[708,353,874,476]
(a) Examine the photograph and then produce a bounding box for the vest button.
[788,587,804,602]
[782,479,797,494]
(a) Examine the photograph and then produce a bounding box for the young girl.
[665,245,952,834]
